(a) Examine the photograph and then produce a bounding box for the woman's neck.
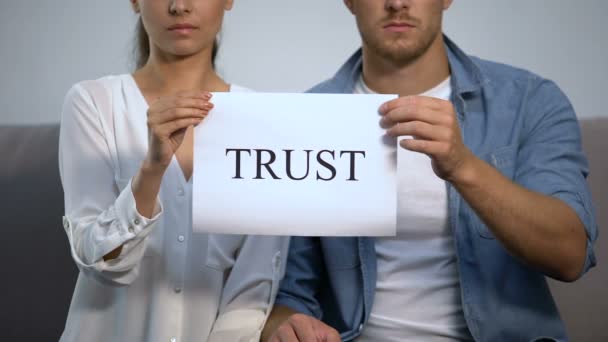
[133,47,229,98]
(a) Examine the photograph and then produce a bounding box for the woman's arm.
[60,83,212,284]
[59,82,162,285]
[208,235,290,341]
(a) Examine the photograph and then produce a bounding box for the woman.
[59,1,288,341]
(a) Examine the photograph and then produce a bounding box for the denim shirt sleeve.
[275,236,324,319]
[516,77,598,276]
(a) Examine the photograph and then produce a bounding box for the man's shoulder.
[306,79,340,94]
[470,55,545,88]
[470,55,569,107]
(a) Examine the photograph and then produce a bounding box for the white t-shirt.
[354,75,473,341]
[59,74,289,342]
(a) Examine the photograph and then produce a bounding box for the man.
[262,0,598,341]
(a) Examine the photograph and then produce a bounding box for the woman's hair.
[134,17,219,69]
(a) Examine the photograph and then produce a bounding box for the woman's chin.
[171,44,210,57]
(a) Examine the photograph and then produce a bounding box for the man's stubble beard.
[361,25,440,67]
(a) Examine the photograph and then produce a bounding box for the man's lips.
[384,22,415,33]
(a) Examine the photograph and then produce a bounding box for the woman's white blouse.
[59,74,289,342]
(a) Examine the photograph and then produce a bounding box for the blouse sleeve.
[59,83,163,286]
[208,235,290,341]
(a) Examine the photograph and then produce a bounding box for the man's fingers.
[380,95,444,114]
[270,314,336,342]
[379,96,452,126]
[400,138,449,156]
[379,96,410,114]
[275,323,300,342]
[387,121,451,142]
[324,329,341,342]
[380,107,443,128]
[314,321,341,342]
[311,320,340,342]
[289,315,318,342]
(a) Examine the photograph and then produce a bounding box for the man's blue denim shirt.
[275,36,598,342]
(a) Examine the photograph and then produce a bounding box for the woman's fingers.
[154,117,204,138]
[150,106,212,125]
[150,97,213,118]
[175,90,212,99]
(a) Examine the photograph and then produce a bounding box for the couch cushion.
[0,124,77,341]
[0,118,605,341]
[549,118,608,342]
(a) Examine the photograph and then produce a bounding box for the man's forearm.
[450,155,587,281]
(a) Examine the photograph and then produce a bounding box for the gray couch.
[1,120,605,341]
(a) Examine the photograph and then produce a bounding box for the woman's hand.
[104,90,214,261]
[144,90,214,171]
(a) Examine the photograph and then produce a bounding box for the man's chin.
[376,46,423,65]
[363,34,426,64]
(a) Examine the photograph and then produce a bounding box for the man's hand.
[379,95,476,183]
[266,312,341,342]
[379,95,587,282]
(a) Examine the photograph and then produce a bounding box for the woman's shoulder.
[62,74,134,126]
[63,74,137,117]
[68,74,130,99]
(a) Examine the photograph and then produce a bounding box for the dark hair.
[134,17,219,69]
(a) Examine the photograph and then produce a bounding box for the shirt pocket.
[469,144,518,239]
[485,144,517,179]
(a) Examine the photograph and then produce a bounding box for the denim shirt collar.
[325,35,489,96]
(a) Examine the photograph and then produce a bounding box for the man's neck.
[134,47,228,96]
[361,34,450,97]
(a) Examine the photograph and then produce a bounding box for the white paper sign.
[193,92,397,236]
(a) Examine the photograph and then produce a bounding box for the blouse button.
[62,216,70,229]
